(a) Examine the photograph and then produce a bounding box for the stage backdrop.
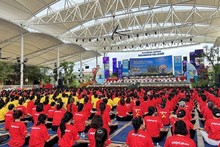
[130,55,173,76]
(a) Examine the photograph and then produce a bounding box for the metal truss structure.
[1,0,220,54]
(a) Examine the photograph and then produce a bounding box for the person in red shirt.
[73,103,88,133]
[144,106,168,142]
[4,104,15,130]
[47,102,56,121]
[8,110,28,147]
[52,101,66,131]
[16,98,27,120]
[96,102,118,135]
[29,114,58,147]
[95,128,109,147]
[170,109,195,139]
[66,97,77,114]
[125,97,132,114]
[81,96,92,119]
[132,100,143,118]
[157,102,171,126]
[126,116,154,147]
[32,103,45,125]
[27,95,35,115]
[57,112,80,147]
[200,108,220,146]
[88,115,110,147]
[164,120,196,147]
[43,97,51,114]
[116,99,132,121]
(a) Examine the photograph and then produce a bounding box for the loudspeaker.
[58,79,63,86]
[215,74,220,87]
[34,80,40,85]
[85,66,89,69]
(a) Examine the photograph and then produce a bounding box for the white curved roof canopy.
[0,19,100,68]
[0,0,220,55]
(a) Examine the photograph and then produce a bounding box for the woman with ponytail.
[96,102,118,135]
[73,103,88,133]
[52,100,66,131]
[57,112,80,147]
[95,128,108,147]
[126,116,153,147]
[29,114,58,147]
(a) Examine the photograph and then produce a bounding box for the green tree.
[0,61,14,85]
[25,65,52,84]
[59,61,76,85]
[203,46,220,86]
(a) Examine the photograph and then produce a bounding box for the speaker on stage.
[58,79,63,86]
[216,74,220,87]
[85,66,89,69]
[33,80,40,85]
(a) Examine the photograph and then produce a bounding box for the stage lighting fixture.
[163,42,165,45]
[89,38,91,42]
[120,36,122,39]
[125,46,127,49]
[140,45,141,47]
[136,34,139,37]
[145,33,148,36]
[171,41,174,44]
[76,39,78,42]
[104,38,106,41]
[155,31,157,34]
[118,47,120,49]
[104,47,106,50]
[97,38,99,41]
[82,38,84,42]
[190,38,192,41]
[132,45,134,48]
[128,35,130,38]
[181,39,183,43]
[146,44,148,47]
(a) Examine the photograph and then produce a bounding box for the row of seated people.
[105,77,181,84]
[0,87,220,146]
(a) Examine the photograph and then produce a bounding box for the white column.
[57,47,60,82]
[80,52,83,72]
[96,51,98,67]
[20,34,24,89]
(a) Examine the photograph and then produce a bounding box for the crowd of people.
[0,86,219,147]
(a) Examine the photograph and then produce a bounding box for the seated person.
[170,109,195,139]
[126,116,153,147]
[96,102,118,135]
[144,106,168,142]
[29,114,58,147]
[8,110,29,147]
[116,99,132,121]
[165,120,196,147]
[4,104,15,130]
[200,108,220,146]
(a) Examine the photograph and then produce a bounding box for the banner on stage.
[122,59,129,77]
[174,56,182,77]
[130,56,173,76]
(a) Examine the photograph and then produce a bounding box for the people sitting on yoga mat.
[199,108,220,146]
[126,116,154,147]
[8,110,29,147]
[144,106,168,142]
[96,102,118,135]
[170,109,196,139]
[29,114,58,147]
[116,99,132,121]
[164,120,196,147]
